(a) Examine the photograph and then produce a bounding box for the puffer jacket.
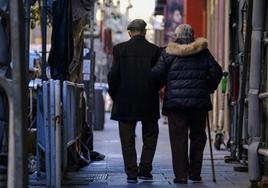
[151,38,222,114]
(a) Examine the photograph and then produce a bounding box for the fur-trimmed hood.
[166,38,208,56]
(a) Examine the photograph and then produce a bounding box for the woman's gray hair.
[174,24,194,44]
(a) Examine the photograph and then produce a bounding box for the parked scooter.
[214,71,228,150]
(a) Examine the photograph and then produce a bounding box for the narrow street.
[2,0,268,187]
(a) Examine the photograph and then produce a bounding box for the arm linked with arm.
[108,45,120,100]
[151,51,171,90]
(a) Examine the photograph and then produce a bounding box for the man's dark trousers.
[118,120,159,178]
[167,110,207,179]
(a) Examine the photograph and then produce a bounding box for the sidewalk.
[63,113,250,188]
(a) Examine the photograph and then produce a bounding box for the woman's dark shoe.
[173,178,187,184]
[138,171,153,180]
[189,175,202,182]
[127,177,138,183]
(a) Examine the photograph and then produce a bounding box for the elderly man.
[108,19,161,183]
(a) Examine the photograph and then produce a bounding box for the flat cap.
[127,19,147,31]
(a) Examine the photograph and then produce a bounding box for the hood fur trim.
[166,38,208,56]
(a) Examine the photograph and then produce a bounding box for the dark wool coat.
[108,35,161,121]
[151,38,222,114]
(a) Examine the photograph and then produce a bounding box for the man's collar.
[130,35,146,40]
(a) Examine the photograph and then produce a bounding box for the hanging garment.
[69,0,91,82]
[69,17,86,82]
[0,0,10,66]
[0,0,10,154]
[48,0,73,81]
[80,0,91,11]
[72,0,91,22]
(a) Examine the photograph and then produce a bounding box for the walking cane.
[207,113,216,182]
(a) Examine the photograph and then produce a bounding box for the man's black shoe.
[189,175,202,182]
[90,151,105,161]
[127,177,138,183]
[138,171,153,180]
[173,178,187,184]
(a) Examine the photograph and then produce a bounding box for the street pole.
[41,0,47,80]
[237,0,253,159]
[8,0,28,187]
[24,0,30,75]
[89,0,96,132]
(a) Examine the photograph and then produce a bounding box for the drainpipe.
[248,0,265,184]
[226,1,239,162]
[223,0,230,143]
[213,0,219,131]
[237,0,253,160]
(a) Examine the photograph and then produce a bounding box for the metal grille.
[89,174,108,181]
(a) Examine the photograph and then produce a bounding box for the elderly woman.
[152,24,222,184]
